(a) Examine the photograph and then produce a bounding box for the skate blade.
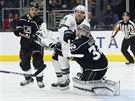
[60,86,70,91]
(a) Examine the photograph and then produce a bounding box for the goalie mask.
[76,24,90,38]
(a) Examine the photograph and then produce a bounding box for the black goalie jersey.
[71,36,108,71]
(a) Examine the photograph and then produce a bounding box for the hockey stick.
[0,64,46,77]
[68,40,84,58]
[19,33,46,47]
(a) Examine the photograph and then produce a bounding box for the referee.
[111,12,135,65]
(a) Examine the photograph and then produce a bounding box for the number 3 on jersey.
[88,45,102,60]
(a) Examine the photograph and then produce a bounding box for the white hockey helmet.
[75,5,86,13]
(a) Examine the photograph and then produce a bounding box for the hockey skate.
[59,79,70,91]
[20,78,34,86]
[125,61,134,65]
[37,81,45,88]
[51,82,61,89]
[51,79,70,91]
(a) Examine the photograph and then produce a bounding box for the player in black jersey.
[13,2,46,88]
[63,24,120,96]
[111,12,135,65]
[63,24,108,81]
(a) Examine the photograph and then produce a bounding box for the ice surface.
[0,61,135,101]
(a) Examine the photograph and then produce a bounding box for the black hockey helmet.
[122,12,130,18]
[29,2,39,8]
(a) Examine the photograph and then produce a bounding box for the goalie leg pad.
[72,77,120,96]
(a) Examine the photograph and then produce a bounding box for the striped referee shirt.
[112,20,135,39]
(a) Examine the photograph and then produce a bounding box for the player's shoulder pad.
[63,14,74,21]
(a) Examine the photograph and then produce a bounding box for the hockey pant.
[121,37,135,63]
[19,49,45,81]
[80,68,107,81]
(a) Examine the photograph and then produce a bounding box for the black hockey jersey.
[17,14,43,50]
[71,35,108,71]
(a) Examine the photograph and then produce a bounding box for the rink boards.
[0,31,134,62]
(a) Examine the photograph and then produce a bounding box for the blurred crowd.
[0,0,135,31]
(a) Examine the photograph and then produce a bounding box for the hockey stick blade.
[0,64,46,77]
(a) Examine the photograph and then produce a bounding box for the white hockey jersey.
[58,14,90,57]
[58,14,90,42]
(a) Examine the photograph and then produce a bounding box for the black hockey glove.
[64,30,76,43]
[13,28,23,37]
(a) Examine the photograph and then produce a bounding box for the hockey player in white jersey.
[51,5,90,90]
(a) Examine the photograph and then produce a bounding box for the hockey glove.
[64,30,76,43]
[13,28,23,37]
[49,43,56,49]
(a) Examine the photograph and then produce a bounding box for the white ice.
[0,61,135,101]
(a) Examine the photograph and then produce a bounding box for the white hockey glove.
[35,31,56,49]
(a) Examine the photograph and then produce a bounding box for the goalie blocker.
[72,77,120,96]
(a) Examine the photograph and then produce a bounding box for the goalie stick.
[0,64,46,77]
[68,40,84,58]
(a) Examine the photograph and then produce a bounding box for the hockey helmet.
[76,24,90,37]
[122,12,130,18]
[29,2,39,8]
[75,5,86,13]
